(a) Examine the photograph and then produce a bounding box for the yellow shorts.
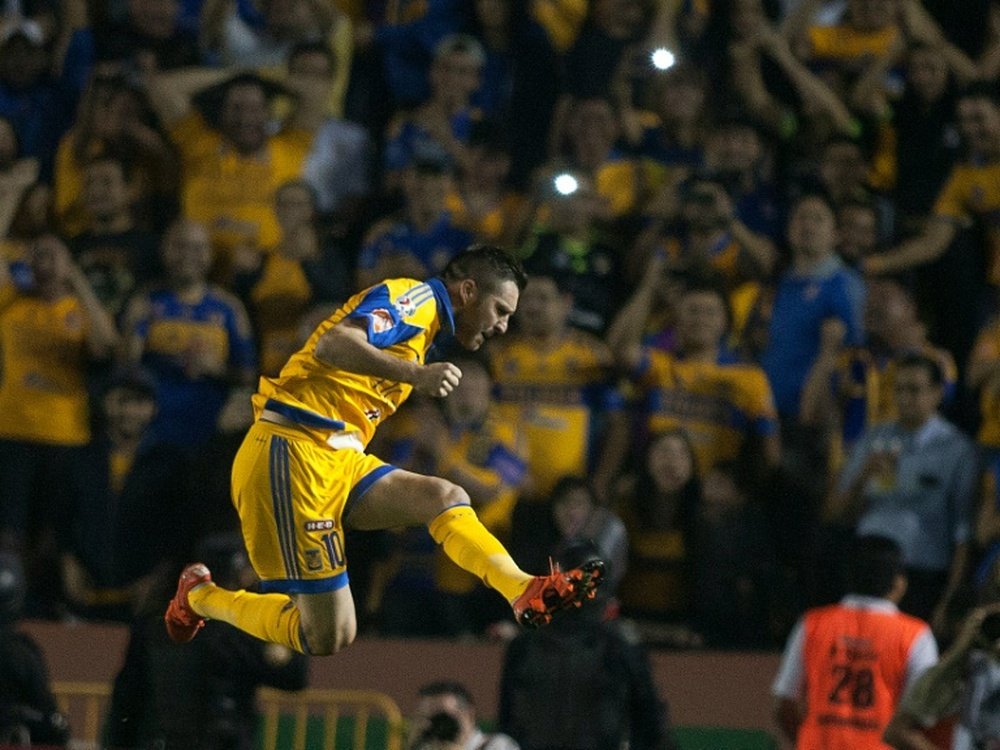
[231,421,395,594]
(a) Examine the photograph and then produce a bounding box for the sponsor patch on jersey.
[305,548,323,571]
[370,308,395,333]
[304,520,336,532]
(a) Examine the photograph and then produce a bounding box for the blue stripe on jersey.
[264,398,345,431]
[260,571,350,594]
[277,439,301,578]
[269,438,296,578]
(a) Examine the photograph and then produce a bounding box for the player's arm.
[314,318,461,397]
[863,219,957,275]
[771,619,806,745]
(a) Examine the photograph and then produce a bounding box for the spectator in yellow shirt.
[0,235,118,614]
[145,68,313,263]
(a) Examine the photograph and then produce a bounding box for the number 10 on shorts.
[321,531,346,568]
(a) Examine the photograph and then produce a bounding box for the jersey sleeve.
[772,619,806,699]
[345,282,427,349]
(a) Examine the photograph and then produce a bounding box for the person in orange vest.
[771,535,939,749]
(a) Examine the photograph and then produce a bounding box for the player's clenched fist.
[414,361,463,397]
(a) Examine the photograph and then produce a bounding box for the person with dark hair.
[615,429,700,626]
[487,270,622,510]
[411,681,518,750]
[144,66,314,258]
[550,477,628,603]
[0,234,119,615]
[865,81,1000,282]
[0,552,69,747]
[826,354,978,627]
[357,151,474,289]
[611,261,780,479]
[771,535,938,750]
[165,246,603,658]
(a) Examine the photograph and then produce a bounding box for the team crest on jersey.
[370,308,395,333]
[305,548,324,571]
[394,294,417,317]
[364,408,381,421]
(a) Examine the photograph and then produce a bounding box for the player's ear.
[459,278,478,305]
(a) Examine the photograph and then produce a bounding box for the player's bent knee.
[430,477,470,512]
[301,618,356,656]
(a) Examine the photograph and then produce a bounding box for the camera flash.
[554,173,579,196]
[651,47,676,71]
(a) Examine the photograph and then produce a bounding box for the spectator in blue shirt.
[383,34,485,184]
[763,193,865,420]
[826,354,978,630]
[357,154,473,288]
[120,219,257,450]
[0,23,87,180]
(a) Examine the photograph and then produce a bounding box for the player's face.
[454,279,519,350]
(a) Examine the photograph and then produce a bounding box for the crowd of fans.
[1,0,1000,652]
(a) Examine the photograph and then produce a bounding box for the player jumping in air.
[164,246,604,654]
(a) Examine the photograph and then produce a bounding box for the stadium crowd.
[1,0,1000,659]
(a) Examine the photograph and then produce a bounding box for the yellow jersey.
[488,330,619,497]
[171,113,312,253]
[0,284,91,445]
[253,277,453,447]
[435,412,528,594]
[636,348,777,475]
[933,160,1000,284]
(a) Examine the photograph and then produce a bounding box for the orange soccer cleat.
[164,562,212,643]
[512,558,605,628]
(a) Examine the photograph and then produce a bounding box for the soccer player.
[164,246,603,655]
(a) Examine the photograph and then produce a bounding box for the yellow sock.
[427,505,532,602]
[188,584,305,653]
